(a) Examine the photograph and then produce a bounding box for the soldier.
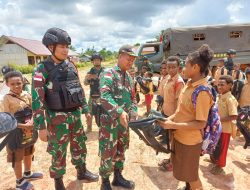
[99,45,138,190]
[32,28,98,190]
[225,49,236,74]
[84,53,104,132]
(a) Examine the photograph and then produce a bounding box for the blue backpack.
[191,85,222,155]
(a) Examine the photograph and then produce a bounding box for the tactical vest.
[88,67,103,98]
[224,58,234,71]
[43,60,84,112]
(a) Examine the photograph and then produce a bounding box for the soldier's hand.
[85,113,92,125]
[119,111,129,128]
[39,129,48,142]
[25,119,34,129]
[87,74,97,80]
[86,74,92,80]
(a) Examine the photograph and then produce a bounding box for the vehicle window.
[230,31,242,38]
[141,46,159,55]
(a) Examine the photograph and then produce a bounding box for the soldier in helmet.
[32,28,98,190]
[225,49,236,73]
[84,53,104,132]
[98,45,138,190]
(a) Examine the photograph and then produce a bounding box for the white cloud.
[0,0,249,52]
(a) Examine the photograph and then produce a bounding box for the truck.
[134,23,250,73]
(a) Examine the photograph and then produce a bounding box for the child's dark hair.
[161,59,167,65]
[245,67,250,77]
[219,75,234,85]
[4,71,23,83]
[146,71,153,78]
[188,44,214,76]
[167,56,180,66]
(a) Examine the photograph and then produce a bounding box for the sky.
[0,0,249,52]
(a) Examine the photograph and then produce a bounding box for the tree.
[134,43,140,47]
[69,45,76,51]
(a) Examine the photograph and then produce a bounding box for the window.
[193,33,205,41]
[230,31,242,38]
[142,46,159,55]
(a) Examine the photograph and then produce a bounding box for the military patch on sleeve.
[34,72,43,81]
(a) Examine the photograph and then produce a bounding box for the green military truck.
[134,23,250,73]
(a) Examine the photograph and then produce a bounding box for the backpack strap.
[191,85,214,108]
[236,70,240,80]
[7,93,31,109]
[221,68,225,75]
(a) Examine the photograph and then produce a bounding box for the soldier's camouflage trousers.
[46,109,87,178]
[88,97,101,127]
[99,119,129,178]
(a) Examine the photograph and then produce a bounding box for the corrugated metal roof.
[0,35,78,56]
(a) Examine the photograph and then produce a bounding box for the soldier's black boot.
[76,164,99,182]
[112,169,135,189]
[54,177,66,190]
[100,177,112,190]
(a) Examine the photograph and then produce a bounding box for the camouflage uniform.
[98,65,137,179]
[84,67,104,127]
[32,60,89,179]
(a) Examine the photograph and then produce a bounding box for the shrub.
[9,64,35,74]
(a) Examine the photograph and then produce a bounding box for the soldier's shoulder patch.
[33,72,43,81]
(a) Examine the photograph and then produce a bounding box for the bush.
[9,64,35,74]
[75,61,92,68]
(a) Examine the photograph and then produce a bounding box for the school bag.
[0,112,17,139]
[136,76,150,94]
[0,112,17,152]
[5,94,38,151]
[232,71,244,101]
[237,106,250,149]
[191,85,222,155]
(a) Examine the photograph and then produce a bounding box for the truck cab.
[134,42,164,73]
[135,23,250,73]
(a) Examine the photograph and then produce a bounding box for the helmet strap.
[48,45,65,62]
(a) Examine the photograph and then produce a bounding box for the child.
[144,71,154,115]
[239,68,250,108]
[232,63,245,81]
[238,68,250,161]
[2,71,43,190]
[158,60,169,97]
[157,44,214,190]
[211,75,238,175]
[158,56,185,171]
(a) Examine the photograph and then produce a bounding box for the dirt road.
[1,68,249,190]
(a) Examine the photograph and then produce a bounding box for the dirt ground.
[0,68,250,190]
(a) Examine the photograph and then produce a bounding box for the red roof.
[4,36,50,55]
[0,35,78,56]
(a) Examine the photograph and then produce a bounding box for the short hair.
[146,71,153,78]
[167,56,180,65]
[219,75,234,85]
[245,67,250,76]
[4,71,23,83]
[161,59,167,65]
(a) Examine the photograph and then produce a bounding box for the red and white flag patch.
[34,72,43,81]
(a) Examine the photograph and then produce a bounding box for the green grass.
[0,59,117,82]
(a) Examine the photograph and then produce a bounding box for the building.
[0,35,79,66]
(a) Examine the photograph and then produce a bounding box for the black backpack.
[232,75,244,101]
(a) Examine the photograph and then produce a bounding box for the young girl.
[157,44,214,190]
[2,71,42,190]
